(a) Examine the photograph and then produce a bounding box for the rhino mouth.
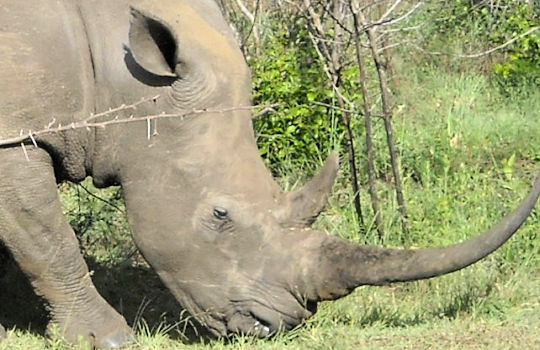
[187,293,315,338]
[190,309,281,338]
[253,320,272,336]
[224,296,317,338]
[225,311,300,338]
[178,299,306,338]
[226,313,274,337]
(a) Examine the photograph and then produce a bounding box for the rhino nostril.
[306,300,318,314]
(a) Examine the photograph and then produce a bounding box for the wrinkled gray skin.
[0,0,539,348]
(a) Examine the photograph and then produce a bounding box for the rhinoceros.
[0,0,539,348]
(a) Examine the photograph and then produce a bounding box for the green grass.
[1,65,539,349]
[2,292,540,349]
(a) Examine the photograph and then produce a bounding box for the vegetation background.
[1,0,540,349]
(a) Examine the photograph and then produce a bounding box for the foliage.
[423,0,540,91]
[248,13,344,172]
[59,181,134,265]
[492,2,540,89]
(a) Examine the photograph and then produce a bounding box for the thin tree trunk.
[338,98,366,229]
[377,2,394,77]
[331,0,365,229]
[233,0,261,55]
[304,0,365,229]
[351,5,385,239]
[353,2,409,239]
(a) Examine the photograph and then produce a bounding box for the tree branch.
[0,97,280,147]
[408,26,540,59]
[352,0,409,239]
[460,26,540,58]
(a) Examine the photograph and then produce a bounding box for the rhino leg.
[0,147,133,348]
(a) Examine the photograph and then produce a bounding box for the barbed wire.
[0,96,280,148]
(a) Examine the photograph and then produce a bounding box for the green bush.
[249,15,345,173]
[423,1,540,91]
[59,180,134,264]
[492,3,540,90]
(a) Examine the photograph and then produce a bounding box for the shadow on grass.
[0,242,211,343]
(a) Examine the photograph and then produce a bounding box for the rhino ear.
[129,7,178,77]
[277,152,339,228]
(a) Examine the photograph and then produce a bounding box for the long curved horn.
[300,172,540,301]
[275,152,339,228]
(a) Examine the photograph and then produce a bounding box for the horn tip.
[327,151,340,169]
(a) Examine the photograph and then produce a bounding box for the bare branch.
[0,98,281,147]
[378,2,424,28]
[304,0,366,229]
[233,0,262,53]
[356,1,423,32]
[251,104,280,119]
[377,40,408,52]
[307,31,350,106]
[78,184,126,214]
[384,25,423,35]
[460,26,540,58]
[352,0,409,237]
[407,26,540,59]
[351,1,385,237]
[378,0,404,23]
[233,0,255,22]
[310,101,356,114]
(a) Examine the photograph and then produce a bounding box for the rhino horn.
[276,152,339,228]
[301,172,540,301]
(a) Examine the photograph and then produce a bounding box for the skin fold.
[0,0,539,348]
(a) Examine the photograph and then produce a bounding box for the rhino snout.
[225,300,314,338]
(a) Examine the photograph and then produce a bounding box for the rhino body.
[1,0,539,348]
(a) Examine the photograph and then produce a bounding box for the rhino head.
[118,3,340,335]
[88,0,540,338]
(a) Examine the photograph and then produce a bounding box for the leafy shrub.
[492,3,540,90]
[423,1,540,91]
[59,180,134,264]
[249,15,345,172]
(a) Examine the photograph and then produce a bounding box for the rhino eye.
[213,207,228,220]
